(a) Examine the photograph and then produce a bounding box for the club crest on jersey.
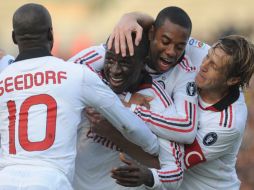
[186,82,197,96]
[203,132,217,146]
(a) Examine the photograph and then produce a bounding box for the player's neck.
[199,88,229,105]
[18,43,51,54]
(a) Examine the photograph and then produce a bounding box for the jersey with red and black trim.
[74,72,184,190]
[179,87,246,190]
[68,44,106,72]
[69,45,198,145]
[139,55,198,144]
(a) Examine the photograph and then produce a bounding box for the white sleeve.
[186,37,211,68]
[81,66,159,155]
[68,44,106,72]
[146,139,183,190]
[0,54,14,73]
[196,124,242,161]
[134,71,198,144]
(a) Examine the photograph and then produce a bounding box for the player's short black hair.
[154,6,192,34]
[106,32,149,64]
[132,32,149,65]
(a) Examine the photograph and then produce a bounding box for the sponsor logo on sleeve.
[188,38,206,48]
[203,132,217,146]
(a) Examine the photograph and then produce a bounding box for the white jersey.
[74,78,184,190]
[69,45,198,144]
[186,37,211,69]
[179,88,246,190]
[0,55,159,183]
[0,54,14,168]
[0,54,14,73]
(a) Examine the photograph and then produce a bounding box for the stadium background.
[0,1,253,189]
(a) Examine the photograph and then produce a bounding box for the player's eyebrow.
[106,50,132,63]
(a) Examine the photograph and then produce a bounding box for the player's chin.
[110,85,124,94]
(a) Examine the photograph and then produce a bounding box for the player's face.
[195,47,230,90]
[104,50,142,94]
[149,19,189,73]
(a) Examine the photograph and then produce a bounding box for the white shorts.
[0,165,73,190]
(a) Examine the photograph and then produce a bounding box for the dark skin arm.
[111,153,154,187]
[122,92,153,109]
[85,107,160,169]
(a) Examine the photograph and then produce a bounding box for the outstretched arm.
[111,139,184,190]
[107,12,154,57]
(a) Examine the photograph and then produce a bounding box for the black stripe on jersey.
[175,143,183,168]
[158,170,183,179]
[224,108,228,128]
[137,102,193,127]
[80,52,99,64]
[153,81,171,106]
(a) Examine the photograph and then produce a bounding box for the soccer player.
[110,35,254,190]
[73,32,184,190]
[70,6,198,144]
[0,3,159,189]
[107,11,211,68]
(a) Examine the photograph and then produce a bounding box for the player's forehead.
[209,46,230,68]
[105,49,132,63]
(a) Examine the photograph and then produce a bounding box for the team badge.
[186,82,197,96]
[203,132,217,146]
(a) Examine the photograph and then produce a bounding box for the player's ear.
[47,27,54,42]
[12,31,17,44]
[47,27,54,50]
[227,77,240,86]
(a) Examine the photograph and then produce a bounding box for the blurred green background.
[1,1,254,189]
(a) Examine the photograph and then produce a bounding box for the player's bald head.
[13,3,52,34]
[12,3,53,50]
[12,3,52,43]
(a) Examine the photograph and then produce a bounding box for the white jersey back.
[0,56,95,180]
[0,56,159,182]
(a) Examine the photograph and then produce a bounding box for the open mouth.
[158,57,175,71]
[109,76,124,87]
[160,57,174,65]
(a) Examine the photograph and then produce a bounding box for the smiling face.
[104,49,144,94]
[195,47,230,91]
[148,19,189,73]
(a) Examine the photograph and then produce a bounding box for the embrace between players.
[0,3,253,190]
